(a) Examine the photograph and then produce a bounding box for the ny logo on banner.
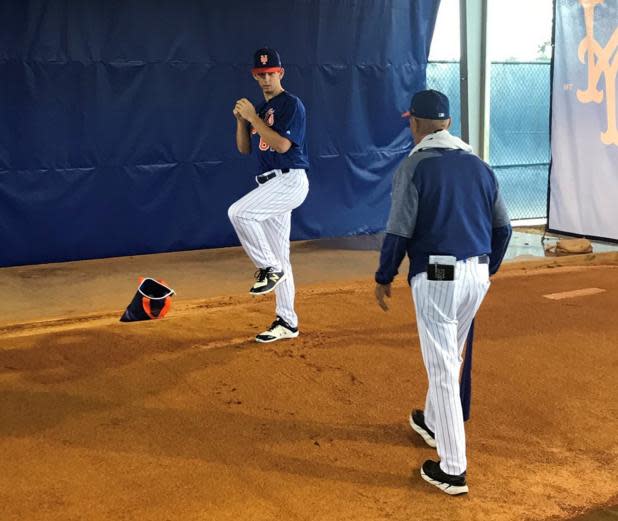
[576,0,618,146]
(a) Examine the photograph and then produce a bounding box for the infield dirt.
[1,249,617,521]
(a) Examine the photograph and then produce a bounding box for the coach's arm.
[489,190,512,275]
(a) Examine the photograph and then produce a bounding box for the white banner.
[549,0,618,241]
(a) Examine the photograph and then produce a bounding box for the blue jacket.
[376,140,512,284]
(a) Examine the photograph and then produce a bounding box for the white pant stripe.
[412,258,490,475]
[228,169,309,327]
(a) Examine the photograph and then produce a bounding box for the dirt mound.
[1,261,617,520]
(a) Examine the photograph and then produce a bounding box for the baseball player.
[228,48,309,343]
[374,90,512,495]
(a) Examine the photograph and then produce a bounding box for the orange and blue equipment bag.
[120,277,175,322]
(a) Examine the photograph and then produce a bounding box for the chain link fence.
[427,61,551,220]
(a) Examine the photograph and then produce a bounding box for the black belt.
[478,254,489,264]
[257,168,290,184]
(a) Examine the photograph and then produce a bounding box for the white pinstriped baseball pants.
[411,257,490,475]
[228,169,309,328]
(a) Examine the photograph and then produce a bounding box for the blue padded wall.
[0,0,439,266]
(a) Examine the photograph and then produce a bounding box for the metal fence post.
[459,0,490,161]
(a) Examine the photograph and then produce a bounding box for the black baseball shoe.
[409,409,437,448]
[250,267,287,295]
[255,316,299,343]
[420,460,469,496]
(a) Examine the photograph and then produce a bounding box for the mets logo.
[576,0,618,146]
[260,54,268,65]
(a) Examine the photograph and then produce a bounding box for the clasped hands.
[233,98,258,123]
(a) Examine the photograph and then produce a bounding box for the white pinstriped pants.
[411,257,490,475]
[228,169,309,328]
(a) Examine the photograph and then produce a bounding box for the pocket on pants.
[414,274,457,323]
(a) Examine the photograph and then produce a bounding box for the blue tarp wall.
[0,0,440,267]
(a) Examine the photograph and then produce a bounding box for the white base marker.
[543,288,606,300]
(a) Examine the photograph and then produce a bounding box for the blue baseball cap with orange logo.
[252,48,283,74]
[402,89,450,120]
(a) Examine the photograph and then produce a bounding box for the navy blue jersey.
[251,91,309,173]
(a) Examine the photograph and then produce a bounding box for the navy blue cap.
[252,48,283,73]
[402,89,450,120]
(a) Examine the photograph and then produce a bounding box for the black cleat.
[250,267,287,295]
[409,409,437,448]
[255,316,299,343]
[420,460,469,495]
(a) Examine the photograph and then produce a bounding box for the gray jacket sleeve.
[492,189,510,228]
[489,179,512,275]
[385,151,436,238]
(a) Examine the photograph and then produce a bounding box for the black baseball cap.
[402,89,450,120]
[252,48,283,74]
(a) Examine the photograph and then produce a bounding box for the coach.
[374,89,512,495]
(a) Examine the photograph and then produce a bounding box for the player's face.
[253,70,284,95]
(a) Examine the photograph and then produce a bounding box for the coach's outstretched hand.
[375,283,391,311]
